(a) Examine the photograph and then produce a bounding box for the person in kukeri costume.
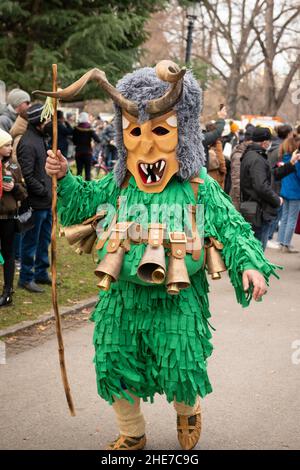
[41,61,278,450]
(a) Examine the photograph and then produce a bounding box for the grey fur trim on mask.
[113,67,205,187]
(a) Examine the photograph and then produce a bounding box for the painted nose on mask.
[140,140,154,154]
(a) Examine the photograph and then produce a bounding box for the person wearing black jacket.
[73,112,100,180]
[17,103,52,293]
[240,127,282,250]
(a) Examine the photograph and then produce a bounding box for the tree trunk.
[262,0,276,114]
[226,70,240,117]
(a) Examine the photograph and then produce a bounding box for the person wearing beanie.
[240,127,283,250]
[72,110,100,180]
[0,129,27,307]
[16,103,52,293]
[0,88,31,133]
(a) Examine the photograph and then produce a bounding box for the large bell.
[63,223,94,246]
[206,244,226,280]
[75,232,97,255]
[166,256,190,295]
[94,246,125,291]
[137,244,166,284]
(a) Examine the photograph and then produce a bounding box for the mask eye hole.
[152,126,169,136]
[130,127,141,136]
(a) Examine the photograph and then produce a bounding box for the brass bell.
[167,283,180,295]
[166,256,190,295]
[94,246,125,291]
[97,274,112,292]
[206,241,226,280]
[79,232,97,255]
[137,244,166,284]
[63,223,94,246]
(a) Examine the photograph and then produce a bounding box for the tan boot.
[177,412,202,450]
[105,434,146,450]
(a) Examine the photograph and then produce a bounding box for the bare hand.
[279,197,284,206]
[217,106,227,120]
[291,150,300,165]
[2,181,14,192]
[45,149,68,179]
[242,269,267,302]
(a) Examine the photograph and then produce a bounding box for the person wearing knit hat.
[0,88,31,133]
[26,103,45,127]
[16,102,52,293]
[0,128,27,307]
[240,126,282,250]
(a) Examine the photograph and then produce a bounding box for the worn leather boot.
[0,287,13,307]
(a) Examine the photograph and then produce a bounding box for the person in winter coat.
[277,136,300,252]
[267,124,293,247]
[44,110,73,157]
[73,112,100,181]
[0,129,27,306]
[240,127,282,250]
[17,103,52,293]
[0,89,30,132]
[206,122,226,188]
[229,124,254,211]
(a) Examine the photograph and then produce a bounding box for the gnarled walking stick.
[50,64,75,416]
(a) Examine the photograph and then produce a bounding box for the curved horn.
[146,60,186,116]
[33,68,139,117]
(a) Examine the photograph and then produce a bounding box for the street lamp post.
[185,3,198,64]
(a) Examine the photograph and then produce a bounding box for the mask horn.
[146,60,186,116]
[33,68,139,117]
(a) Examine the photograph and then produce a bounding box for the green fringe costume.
[0,252,3,265]
[57,167,278,407]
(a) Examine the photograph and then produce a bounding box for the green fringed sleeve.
[0,251,4,265]
[199,175,280,307]
[57,171,118,226]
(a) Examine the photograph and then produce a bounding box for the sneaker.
[18,281,45,293]
[266,240,280,249]
[281,245,299,253]
[105,434,146,450]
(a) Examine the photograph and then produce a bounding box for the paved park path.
[1,238,299,450]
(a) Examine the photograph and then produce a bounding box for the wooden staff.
[51,64,75,416]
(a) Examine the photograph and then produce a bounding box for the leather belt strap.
[148,223,165,247]
[169,231,187,259]
[106,221,134,253]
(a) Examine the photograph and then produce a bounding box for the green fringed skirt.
[91,270,214,406]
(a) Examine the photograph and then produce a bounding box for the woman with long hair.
[277,135,300,252]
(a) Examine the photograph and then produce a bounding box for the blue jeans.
[253,221,271,251]
[277,199,300,246]
[19,209,52,284]
[268,205,283,240]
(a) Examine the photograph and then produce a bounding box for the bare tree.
[193,0,266,117]
[253,0,300,115]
